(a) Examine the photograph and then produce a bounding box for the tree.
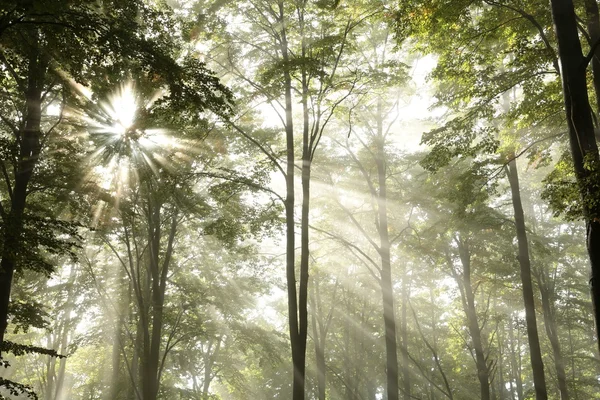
[208,1,374,396]
[0,0,232,351]
[548,0,600,356]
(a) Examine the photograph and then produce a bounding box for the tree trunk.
[401,267,410,399]
[456,239,490,400]
[140,206,177,400]
[497,324,504,400]
[276,2,306,398]
[375,100,399,400]
[311,273,335,400]
[506,157,548,399]
[537,272,569,400]
[0,30,45,347]
[202,337,221,397]
[549,0,600,356]
[508,314,523,400]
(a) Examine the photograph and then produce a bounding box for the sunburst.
[76,82,187,225]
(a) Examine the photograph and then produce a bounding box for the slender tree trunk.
[141,207,177,400]
[506,157,548,399]
[456,239,490,400]
[566,301,579,400]
[401,270,410,400]
[498,324,504,400]
[549,0,600,356]
[276,3,306,398]
[374,99,399,400]
[0,30,45,347]
[44,332,58,400]
[508,315,523,400]
[202,338,221,397]
[129,317,142,400]
[298,11,311,398]
[311,274,334,400]
[537,273,569,400]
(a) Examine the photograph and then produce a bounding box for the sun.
[78,81,187,223]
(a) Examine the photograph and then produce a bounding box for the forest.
[1,0,600,399]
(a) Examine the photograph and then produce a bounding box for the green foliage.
[7,301,49,334]
[541,152,582,220]
[0,378,38,400]
[0,341,65,359]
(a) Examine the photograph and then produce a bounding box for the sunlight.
[85,82,139,140]
[82,81,184,189]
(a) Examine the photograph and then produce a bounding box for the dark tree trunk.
[549,0,600,356]
[506,157,548,399]
[140,206,177,400]
[277,3,306,397]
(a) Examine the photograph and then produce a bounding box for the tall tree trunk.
[276,2,305,398]
[202,337,221,397]
[375,100,399,400]
[456,239,490,400]
[566,298,579,400]
[311,273,336,400]
[537,271,569,400]
[401,269,410,400]
[549,0,600,356]
[298,9,311,398]
[497,323,504,400]
[0,29,45,347]
[508,314,523,400]
[506,157,548,399]
[141,207,177,400]
[44,332,58,400]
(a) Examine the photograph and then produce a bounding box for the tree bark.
[374,99,399,400]
[456,239,490,400]
[549,0,600,357]
[277,1,305,396]
[537,271,569,400]
[506,157,548,399]
[508,314,523,400]
[140,205,177,400]
[0,29,45,347]
[401,269,410,400]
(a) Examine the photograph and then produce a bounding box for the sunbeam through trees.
[0,0,600,399]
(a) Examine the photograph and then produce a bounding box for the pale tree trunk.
[454,239,490,400]
[401,267,410,399]
[202,337,221,398]
[505,157,548,399]
[536,269,569,400]
[310,273,337,400]
[374,100,399,400]
[508,314,523,400]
